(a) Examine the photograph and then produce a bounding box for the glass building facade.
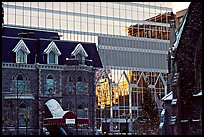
[2,2,173,134]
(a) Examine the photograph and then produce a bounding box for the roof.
[193,91,202,97]
[161,91,172,101]
[2,25,60,40]
[2,26,103,68]
[172,8,188,50]
[161,109,165,115]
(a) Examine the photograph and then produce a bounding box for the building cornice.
[2,62,98,73]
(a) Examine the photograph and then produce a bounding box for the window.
[17,49,25,63]
[84,78,88,93]
[5,101,14,127]
[12,39,30,63]
[71,43,88,65]
[11,77,15,94]
[76,76,88,94]
[17,75,24,95]
[76,76,84,93]
[76,54,82,64]
[77,104,88,118]
[67,102,74,111]
[18,103,30,127]
[46,75,54,95]
[11,74,30,95]
[44,41,61,64]
[49,51,55,64]
[67,75,73,93]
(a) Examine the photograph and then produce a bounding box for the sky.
[172,2,191,13]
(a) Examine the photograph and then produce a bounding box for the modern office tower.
[127,12,172,40]
[2,2,173,134]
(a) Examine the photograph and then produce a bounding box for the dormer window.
[17,49,25,63]
[71,43,88,65]
[12,39,30,63]
[44,41,61,64]
[49,51,56,64]
[76,54,83,64]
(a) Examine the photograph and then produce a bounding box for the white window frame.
[12,39,30,63]
[71,43,88,65]
[44,41,61,64]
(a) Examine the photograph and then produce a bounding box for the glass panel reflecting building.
[2,2,173,134]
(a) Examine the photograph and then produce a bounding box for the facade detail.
[43,41,61,64]
[2,26,102,135]
[12,39,30,63]
[71,43,88,65]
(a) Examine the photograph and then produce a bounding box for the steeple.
[170,12,176,48]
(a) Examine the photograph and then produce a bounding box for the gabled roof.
[12,39,30,54]
[43,41,61,56]
[193,91,202,97]
[2,25,59,40]
[172,8,188,50]
[2,26,103,68]
[161,91,172,101]
[71,43,88,58]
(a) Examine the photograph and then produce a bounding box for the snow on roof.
[159,122,164,129]
[161,109,165,115]
[171,99,177,105]
[161,91,172,101]
[193,91,202,97]
[45,99,68,118]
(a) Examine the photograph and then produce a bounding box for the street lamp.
[24,113,30,135]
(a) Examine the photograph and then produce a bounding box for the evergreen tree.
[141,81,160,133]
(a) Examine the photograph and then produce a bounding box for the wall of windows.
[3,2,172,42]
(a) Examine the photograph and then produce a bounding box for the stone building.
[2,26,102,135]
[162,2,202,135]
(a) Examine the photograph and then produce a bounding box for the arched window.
[25,76,30,94]
[18,103,30,127]
[67,102,74,111]
[77,103,88,118]
[17,49,25,63]
[76,53,82,64]
[84,77,88,93]
[76,75,84,93]
[46,74,54,95]
[49,51,55,64]
[11,74,30,95]
[67,75,73,93]
[11,75,15,94]
[17,74,24,95]
[4,101,14,127]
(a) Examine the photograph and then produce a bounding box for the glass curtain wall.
[3,2,172,41]
[3,2,173,133]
